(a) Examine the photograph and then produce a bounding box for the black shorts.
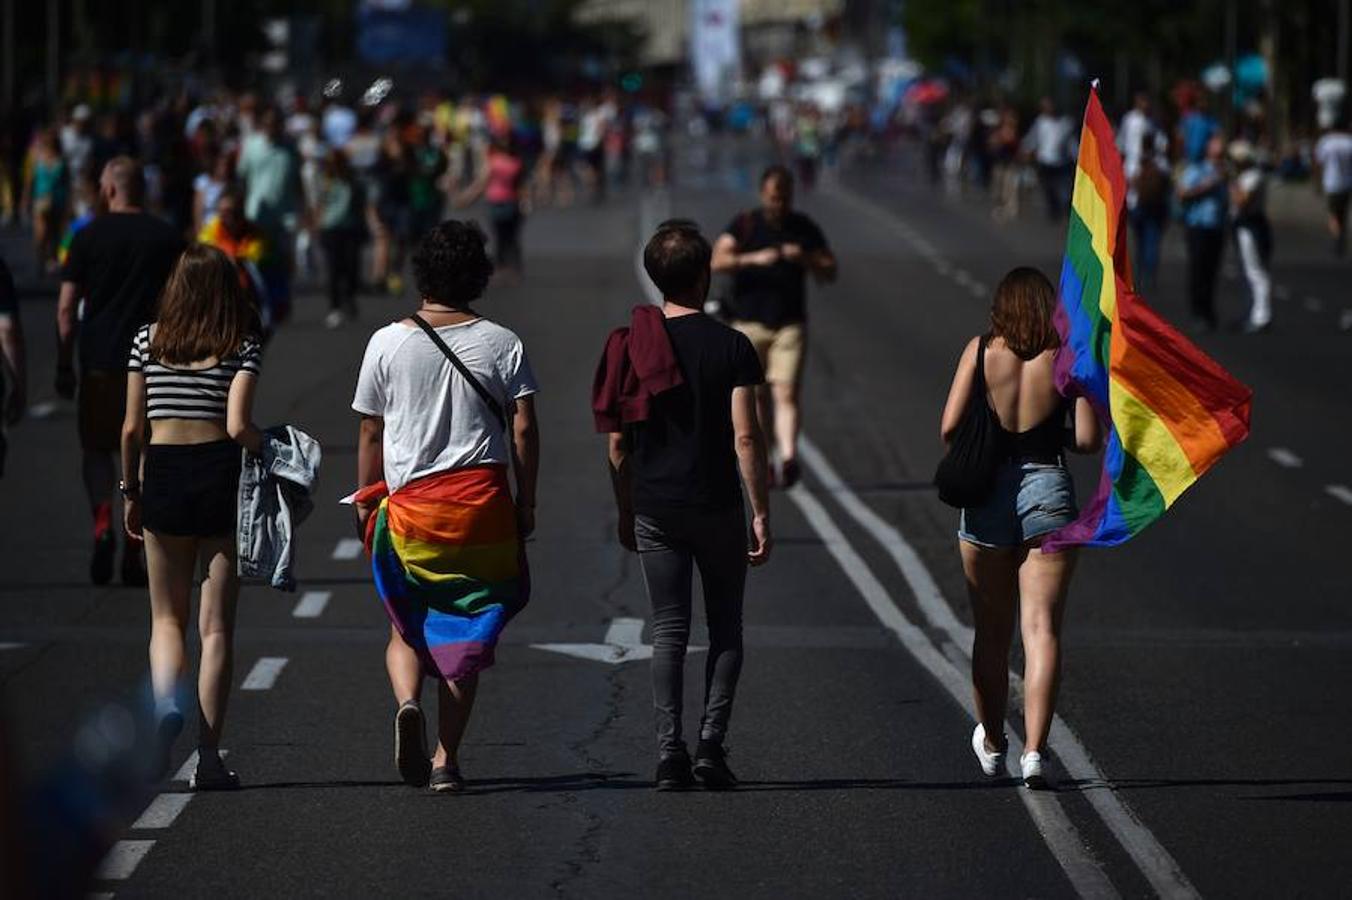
[1328,190,1350,223]
[141,440,241,538]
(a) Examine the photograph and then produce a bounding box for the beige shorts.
[732,321,806,385]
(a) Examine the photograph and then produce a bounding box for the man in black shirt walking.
[597,220,772,790]
[57,156,184,585]
[712,165,836,487]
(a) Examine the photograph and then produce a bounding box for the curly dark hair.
[412,219,494,307]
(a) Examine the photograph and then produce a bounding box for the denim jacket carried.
[237,425,322,591]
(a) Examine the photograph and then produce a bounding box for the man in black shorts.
[596,220,772,790]
[57,156,184,585]
[712,165,836,487]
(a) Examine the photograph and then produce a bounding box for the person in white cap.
[1228,140,1272,334]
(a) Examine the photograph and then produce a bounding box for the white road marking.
[0,642,25,650]
[292,590,331,618]
[1326,485,1352,506]
[172,749,229,783]
[93,840,155,880]
[241,657,289,690]
[787,484,1119,899]
[1341,309,1352,331]
[1303,295,1323,312]
[532,616,703,664]
[88,893,116,900]
[28,400,59,419]
[132,793,193,829]
[797,432,1199,899]
[331,538,363,560]
[1266,447,1304,469]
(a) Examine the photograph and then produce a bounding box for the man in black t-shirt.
[602,220,771,791]
[57,156,184,585]
[0,256,27,477]
[712,165,836,487]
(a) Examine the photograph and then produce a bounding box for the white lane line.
[241,657,289,691]
[132,793,193,830]
[0,642,25,650]
[28,400,59,419]
[1303,295,1323,312]
[604,617,645,646]
[800,428,1199,897]
[1339,309,1352,331]
[93,840,156,880]
[292,590,331,618]
[88,893,116,900]
[787,484,1119,899]
[172,749,229,783]
[331,538,364,560]
[1266,447,1304,469]
[1326,485,1352,506]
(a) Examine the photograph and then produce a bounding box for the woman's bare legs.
[144,530,197,711]
[961,540,1018,751]
[196,536,239,758]
[1018,543,1077,754]
[431,675,478,770]
[385,625,423,705]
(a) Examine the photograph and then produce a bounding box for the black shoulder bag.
[933,335,1004,508]
[410,314,508,433]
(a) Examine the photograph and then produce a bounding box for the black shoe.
[122,544,148,587]
[655,753,694,792]
[692,740,737,790]
[429,765,466,794]
[90,531,115,586]
[394,701,431,787]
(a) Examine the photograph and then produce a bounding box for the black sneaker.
[655,753,694,792]
[122,544,148,587]
[693,740,737,790]
[394,701,431,787]
[90,531,115,586]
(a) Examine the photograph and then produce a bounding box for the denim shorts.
[958,461,1078,548]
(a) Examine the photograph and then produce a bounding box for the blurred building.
[575,0,845,68]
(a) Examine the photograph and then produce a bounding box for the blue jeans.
[1130,207,1166,291]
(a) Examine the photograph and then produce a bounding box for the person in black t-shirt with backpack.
[712,165,836,487]
[596,220,772,791]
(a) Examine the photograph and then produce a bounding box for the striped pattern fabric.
[361,465,528,683]
[1044,88,1252,551]
[128,324,262,420]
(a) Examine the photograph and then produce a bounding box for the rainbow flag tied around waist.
[358,465,528,682]
[1043,87,1252,551]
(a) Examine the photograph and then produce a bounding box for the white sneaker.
[971,723,1006,776]
[1021,751,1048,790]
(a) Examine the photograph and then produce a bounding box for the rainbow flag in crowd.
[1043,86,1252,551]
[359,466,528,682]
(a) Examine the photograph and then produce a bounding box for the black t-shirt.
[627,313,764,515]
[61,212,185,372]
[723,208,828,328]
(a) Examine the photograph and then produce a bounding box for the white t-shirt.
[352,319,539,492]
[1315,131,1352,194]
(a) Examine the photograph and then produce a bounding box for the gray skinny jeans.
[635,506,747,759]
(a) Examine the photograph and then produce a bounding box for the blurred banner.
[357,3,447,66]
[690,0,741,105]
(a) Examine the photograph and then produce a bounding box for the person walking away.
[1126,129,1171,292]
[236,108,301,325]
[193,151,234,234]
[1313,119,1352,257]
[1022,98,1076,222]
[120,244,264,789]
[198,188,275,328]
[317,149,367,328]
[595,220,772,791]
[989,107,1021,223]
[0,257,27,477]
[23,129,69,273]
[711,165,837,487]
[58,157,185,586]
[939,267,1102,789]
[1177,135,1229,332]
[351,221,539,793]
[373,129,414,295]
[456,134,528,279]
[1229,141,1272,333]
[407,125,447,245]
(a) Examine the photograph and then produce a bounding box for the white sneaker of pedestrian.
[324,309,348,330]
[971,723,1006,777]
[1021,751,1048,790]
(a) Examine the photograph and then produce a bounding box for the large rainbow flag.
[358,465,529,682]
[1043,86,1252,551]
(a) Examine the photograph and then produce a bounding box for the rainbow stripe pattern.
[1044,88,1252,551]
[362,465,528,682]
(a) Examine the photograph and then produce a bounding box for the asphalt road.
[1,138,1350,899]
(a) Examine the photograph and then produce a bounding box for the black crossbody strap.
[410,314,508,432]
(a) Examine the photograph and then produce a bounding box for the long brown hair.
[150,243,253,365]
[990,266,1060,360]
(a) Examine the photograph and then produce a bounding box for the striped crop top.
[128,324,262,420]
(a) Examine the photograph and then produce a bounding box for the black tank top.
[980,335,1068,463]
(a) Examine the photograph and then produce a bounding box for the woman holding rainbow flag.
[351,220,540,794]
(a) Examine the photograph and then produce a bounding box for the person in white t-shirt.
[1228,141,1272,332]
[351,220,539,794]
[1021,97,1076,221]
[1314,122,1352,256]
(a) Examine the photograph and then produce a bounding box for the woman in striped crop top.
[120,243,264,791]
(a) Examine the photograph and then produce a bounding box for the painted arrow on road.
[531,617,705,665]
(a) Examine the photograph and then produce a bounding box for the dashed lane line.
[1326,485,1352,506]
[172,749,229,783]
[241,657,289,691]
[0,642,25,650]
[93,840,155,881]
[292,590,331,618]
[131,793,193,830]
[1266,447,1304,468]
[331,538,364,560]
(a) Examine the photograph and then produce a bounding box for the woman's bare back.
[982,337,1062,433]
